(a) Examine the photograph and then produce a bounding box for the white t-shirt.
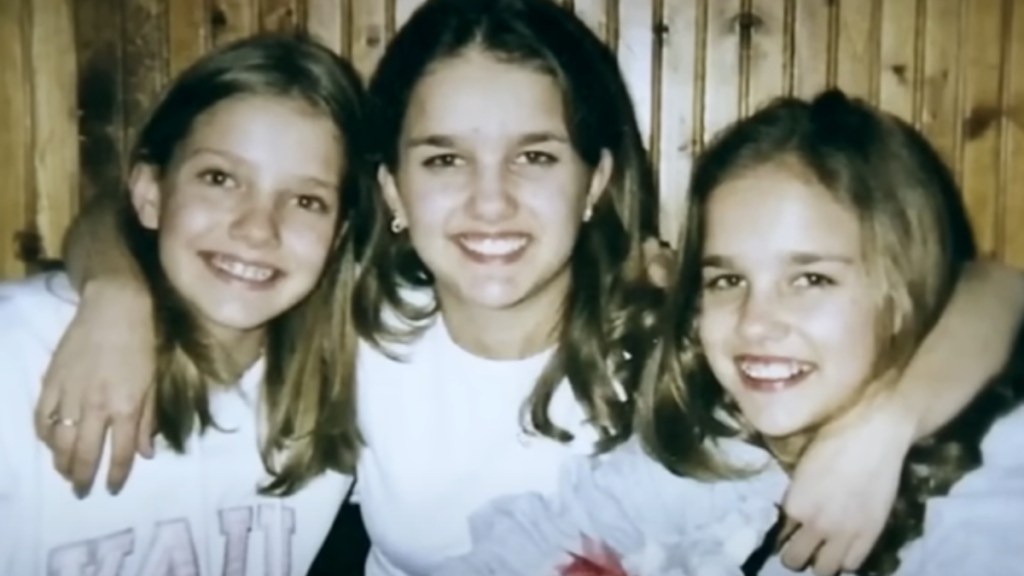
[434,402,1024,575]
[0,273,352,576]
[354,309,601,576]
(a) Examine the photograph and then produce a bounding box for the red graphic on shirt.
[557,535,629,576]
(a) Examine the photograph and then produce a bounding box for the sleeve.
[0,326,35,576]
[0,424,15,575]
[0,275,71,575]
[895,404,1024,576]
[429,439,788,576]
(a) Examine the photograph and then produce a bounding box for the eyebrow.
[702,252,856,267]
[404,131,570,148]
[185,148,338,190]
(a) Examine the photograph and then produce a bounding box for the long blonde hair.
[122,33,373,494]
[639,90,1020,574]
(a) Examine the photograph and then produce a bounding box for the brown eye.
[793,273,835,288]
[516,151,558,165]
[423,153,464,168]
[703,273,744,291]
[294,195,329,213]
[199,169,236,188]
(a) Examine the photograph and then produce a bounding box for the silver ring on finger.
[47,412,79,427]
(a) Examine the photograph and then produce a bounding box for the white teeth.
[210,254,275,282]
[738,360,807,380]
[459,236,528,256]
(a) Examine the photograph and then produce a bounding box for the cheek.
[807,299,879,387]
[281,217,336,266]
[397,173,459,230]
[156,194,222,246]
[698,309,734,371]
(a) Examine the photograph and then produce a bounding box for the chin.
[740,407,810,439]
[453,283,528,311]
[196,301,280,333]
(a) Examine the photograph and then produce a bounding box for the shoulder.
[976,399,1024,467]
[897,402,1024,574]
[0,272,77,344]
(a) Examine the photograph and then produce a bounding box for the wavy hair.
[639,89,1019,574]
[123,33,373,493]
[353,0,662,450]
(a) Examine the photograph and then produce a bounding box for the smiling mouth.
[735,356,815,392]
[454,233,530,263]
[202,252,282,286]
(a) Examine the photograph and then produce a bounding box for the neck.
[437,273,569,360]
[763,433,812,472]
[204,323,266,378]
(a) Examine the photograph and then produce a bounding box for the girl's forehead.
[402,51,568,141]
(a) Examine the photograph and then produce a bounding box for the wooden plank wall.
[1,0,1022,278]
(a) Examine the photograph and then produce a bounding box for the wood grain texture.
[2,0,1023,277]
[0,0,31,277]
[29,0,80,263]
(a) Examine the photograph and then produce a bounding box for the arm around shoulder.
[894,260,1024,438]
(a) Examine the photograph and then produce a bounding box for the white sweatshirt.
[433,402,1024,575]
[0,272,352,576]
[353,306,602,576]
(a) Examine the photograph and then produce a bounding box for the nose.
[736,289,789,344]
[228,199,281,249]
[465,163,516,222]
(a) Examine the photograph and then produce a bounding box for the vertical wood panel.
[878,0,920,122]
[617,0,655,150]
[74,0,125,207]
[704,0,743,141]
[122,0,168,152]
[574,0,610,43]
[259,0,301,32]
[745,0,787,113]
[211,0,257,47]
[1004,0,1024,267]
[3,0,1024,277]
[792,0,831,98]
[959,0,1004,256]
[0,0,31,278]
[306,0,349,55]
[168,0,209,76]
[834,0,881,102]
[349,0,389,78]
[394,0,426,30]
[30,0,80,263]
[920,0,963,169]
[657,0,698,241]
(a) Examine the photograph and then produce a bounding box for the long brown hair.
[123,33,373,494]
[639,89,1018,574]
[352,0,662,450]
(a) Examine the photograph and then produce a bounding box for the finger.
[106,416,139,494]
[136,386,156,458]
[49,417,80,481]
[810,539,849,576]
[69,414,108,497]
[33,379,62,442]
[841,534,875,573]
[780,527,823,572]
[776,516,800,550]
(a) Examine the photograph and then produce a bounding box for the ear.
[584,149,614,215]
[378,164,407,223]
[129,163,162,230]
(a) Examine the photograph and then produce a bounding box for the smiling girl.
[432,90,1024,576]
[22,2,1024,575]
[0,34,370,576]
